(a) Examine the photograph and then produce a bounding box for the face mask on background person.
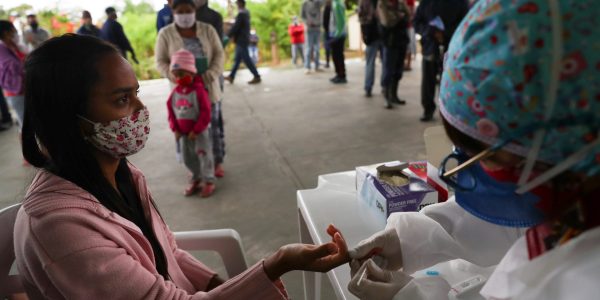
[78,107,150,158]
[176,75,194,86]
[173,13,196,29]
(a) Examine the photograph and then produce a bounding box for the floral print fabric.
[439,0,600,174]
[85,107,151,158]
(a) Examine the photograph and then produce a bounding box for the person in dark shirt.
[322,0,332,68]
[224,0,261,84]
[414,0,468,121]
[76,11,101,37]
[195,0,224,41]
[101,7,138,64]
[194,0,226,177]
[157,0,174,32]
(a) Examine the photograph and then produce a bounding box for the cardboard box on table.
[356,161,449,222]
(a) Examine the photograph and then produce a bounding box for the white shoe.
[304,69,312,75]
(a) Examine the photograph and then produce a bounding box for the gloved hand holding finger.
[348,227,403,270]
[350,259,362,278]
[348,259,413,300]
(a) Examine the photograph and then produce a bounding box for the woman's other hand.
[264,224,350,280]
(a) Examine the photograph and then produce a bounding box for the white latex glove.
[348,259,413,300]
[349,227,403,270]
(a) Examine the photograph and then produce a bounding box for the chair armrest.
[174,229,248,278]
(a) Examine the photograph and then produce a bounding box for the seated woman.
[13,34,349,299]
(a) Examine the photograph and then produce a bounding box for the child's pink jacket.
[13,164,287,299]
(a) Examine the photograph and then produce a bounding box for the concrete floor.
[0,57,441,298]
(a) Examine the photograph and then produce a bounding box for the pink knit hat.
[170,49,197,74]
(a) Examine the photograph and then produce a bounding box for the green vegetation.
[1,0,358,80]
[120,0,160,80]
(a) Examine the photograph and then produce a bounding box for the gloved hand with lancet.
[348,259,413,300]
[348,227,403,270]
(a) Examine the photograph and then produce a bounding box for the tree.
[8,4,33,17]
[123,0,155,15]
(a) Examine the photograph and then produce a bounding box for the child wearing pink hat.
[167,49,216,197]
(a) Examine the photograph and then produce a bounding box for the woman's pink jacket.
[13,165,286,299]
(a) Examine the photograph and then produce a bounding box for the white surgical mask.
[174,13,196,29]
[79,107,150,158]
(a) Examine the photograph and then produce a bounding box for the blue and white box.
[356,162,438,221]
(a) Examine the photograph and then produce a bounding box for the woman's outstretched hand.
[264,224,350,280]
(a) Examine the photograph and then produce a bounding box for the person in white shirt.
[346,0,600,299]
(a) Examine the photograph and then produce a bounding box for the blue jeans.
[364,40,384,92]
[6,95,24,130]
[229,44,260,79]
[248,45,258,64]
[291,43,304,66]
[304,28,320,70]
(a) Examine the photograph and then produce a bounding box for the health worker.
[347,0,600,299]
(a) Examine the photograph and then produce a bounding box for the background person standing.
[224,0,261,85]
[76,11,101,37]
[156,0,174,32]
[155,0,226,178]
[301,0,324,74]
[414,0,469,121]
[101,7,139,64]
[322,0,332,68]
[329,0,347,84]
[195,0,226,178]
[195,0,224,40]
[378,0,410,109]
[358,0,383,98]
[22,13,49,51]
[288,16,305,67]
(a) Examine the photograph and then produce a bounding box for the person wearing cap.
[167,49,216,197]
[346,0,600,299]
[23,13,49,51]
[76,11,101,38]
[101,7,138,64]
[224,0,262,85]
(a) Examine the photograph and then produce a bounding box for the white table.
[297,170,495,300]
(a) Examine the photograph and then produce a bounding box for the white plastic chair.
[424,126,453,168]
[0,203,248,298]
[0,204,23,298]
